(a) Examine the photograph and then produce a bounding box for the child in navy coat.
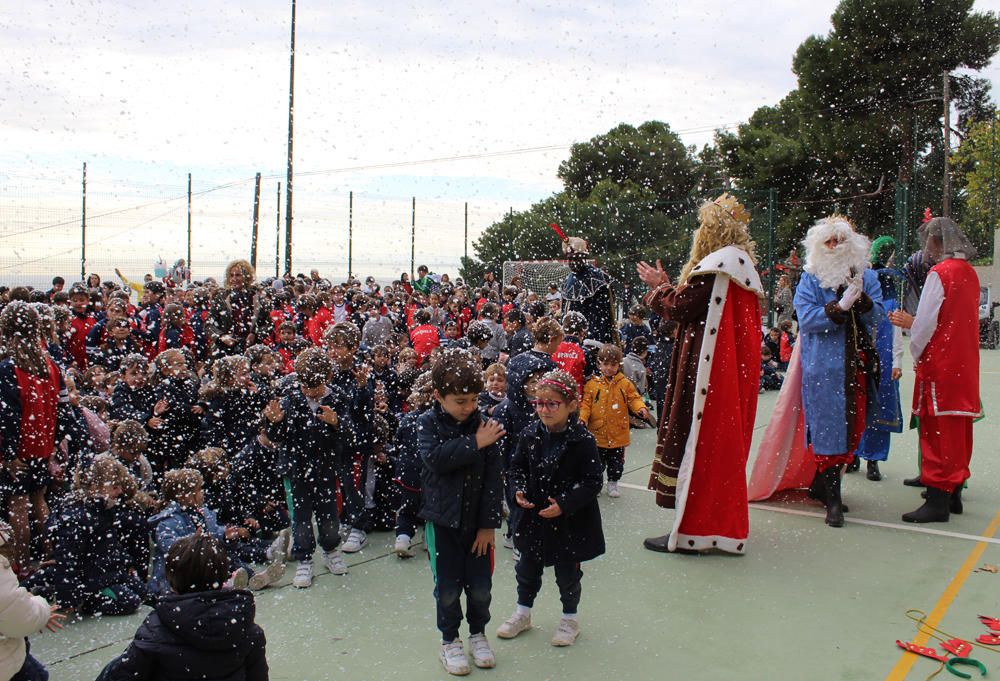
[497,369,604,648]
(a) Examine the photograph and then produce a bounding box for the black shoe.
[951,487,963,515]
[643,535,672,553]
[807,470,849,513]
[866,461,882,482]
[845,456,860,473]
[902,487,951,523]
[903,476,926,488]
[821,468,845,528]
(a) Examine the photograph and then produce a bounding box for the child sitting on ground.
[579,344,650,498]
[97,533,268,681]
[497,369,604,648]
[419,349,504,676]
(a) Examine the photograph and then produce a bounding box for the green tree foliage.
[471,122,703,288]
[953,114,999,260]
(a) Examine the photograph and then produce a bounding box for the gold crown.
[713,193,751,225]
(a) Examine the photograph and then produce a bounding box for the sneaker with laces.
[394,535,414,558]
[249,559,286,590]
[266,528,291,563]
[292,560,314,588]
[550,618,579,646]
[439,639,470,676]
[229,567,249,590]
[607,481,620,498]
[496,610,531,639]
[468,633,496,668]
[323,549,348,575]
[342,528,368,553]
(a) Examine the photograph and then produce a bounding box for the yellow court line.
[885,508,1000,681]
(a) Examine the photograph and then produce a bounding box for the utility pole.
[283,0,296,274]
[410,197,416,280]
[348,191,353,279]
[250,172,261,269]
[943,71,952,217]
[275,182,281,278]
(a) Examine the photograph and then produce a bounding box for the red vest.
[914,258,980,417]
[15,360,60,460]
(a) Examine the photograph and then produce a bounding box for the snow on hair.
[802,215,871,290]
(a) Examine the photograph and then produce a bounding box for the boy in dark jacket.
[264,348,355,588]
[97,533,268,681]
[418,349,504,676]
[391,373,433,558]
[109,354,155,425]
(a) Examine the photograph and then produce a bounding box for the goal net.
[502,260,592,296]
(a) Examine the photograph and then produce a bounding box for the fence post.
[464,202,468,260]
[767,188,776,326]
[250,173,261,269]
[508,207,514,260]
[275,182,281,278]
[187,173,192,281]
[348,191,353,279]
[80,162,87,281]
[410,197,416,279]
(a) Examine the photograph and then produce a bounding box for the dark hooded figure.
[559,237,617,344]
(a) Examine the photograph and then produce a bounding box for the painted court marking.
[615,481,1000,546]
[884,508,1000,681]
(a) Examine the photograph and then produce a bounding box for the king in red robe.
[637,194,762,555]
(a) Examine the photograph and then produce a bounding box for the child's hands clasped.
[475,419,506,450]
[471,528,495,557]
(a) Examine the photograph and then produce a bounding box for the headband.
[537,378,579,401]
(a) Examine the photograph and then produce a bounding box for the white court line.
[615,481,1000,546]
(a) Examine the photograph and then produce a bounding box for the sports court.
[34,349,1000,681]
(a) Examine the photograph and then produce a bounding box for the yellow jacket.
[579,372,646,448]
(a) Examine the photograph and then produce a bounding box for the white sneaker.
[266,528,291,563]
[394,534,414,558]
[342,528,368,553]
[502,534,514,549]
[468,633,496,669]
[323,549,348,575]
[607,481,620,497]
[229,567,249,590]
[551,617,579,646]
[249,560,286,590]
[439,639,470,676]
[496,610,532,639]
[292,560,314,588]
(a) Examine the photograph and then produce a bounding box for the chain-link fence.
[0,167,511,292]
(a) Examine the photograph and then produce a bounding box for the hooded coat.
[96,589,268,681]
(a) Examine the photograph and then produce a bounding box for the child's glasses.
[530,399,564,411]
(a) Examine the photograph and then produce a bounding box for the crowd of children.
[0,263,674,678]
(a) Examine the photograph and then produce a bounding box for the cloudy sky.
[2,0,999,284]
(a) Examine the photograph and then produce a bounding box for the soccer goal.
[502,260,580,296]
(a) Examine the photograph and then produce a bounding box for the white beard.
[802,220,871,291]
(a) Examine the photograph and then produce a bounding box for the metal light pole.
[283,0,296,274]
[275,182,281,278]
[186,173,192,281]
[80,162,87,281]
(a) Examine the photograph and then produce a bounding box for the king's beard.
[804,236,870,290]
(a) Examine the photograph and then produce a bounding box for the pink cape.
[747,343,814,501]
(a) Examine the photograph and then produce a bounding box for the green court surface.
[32,350,1000,681]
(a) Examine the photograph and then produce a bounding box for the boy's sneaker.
[292,560,314,588]
[551,618,579,646]
[607,481,621,498]
[496,610,532,639]
[249,559,286,590]
[439,639,471,676]
[266,528,291,563]
[323,549,348,575]
[229,567,249,590]
[502,534,514,549]
[468,633,496,669]
[342,528,368,553]
[394,534,414,558]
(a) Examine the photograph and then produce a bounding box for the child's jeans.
[426,523,493,642]
[515,554,583,615]
[288,460,341,561]
[598,447,625,482]
[12,640,47,681]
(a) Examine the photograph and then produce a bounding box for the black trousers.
[515,553,583,615]
[427,523,493,642]
[288,461,341,561]
[598,447,625,482]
